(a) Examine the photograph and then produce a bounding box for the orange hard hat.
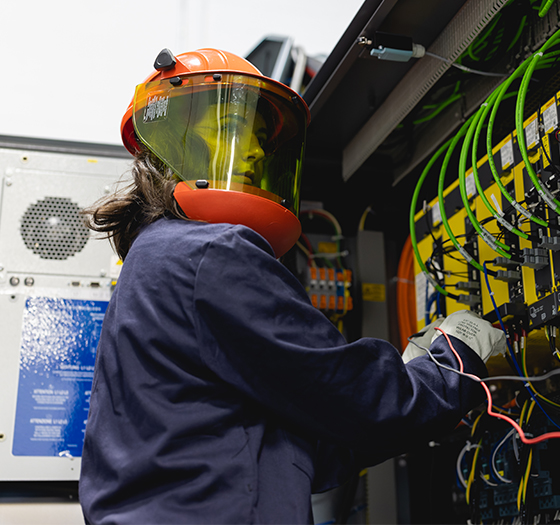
[122,48,310,257]
[121,48,309,155]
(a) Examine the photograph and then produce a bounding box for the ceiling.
[300,0,507,236]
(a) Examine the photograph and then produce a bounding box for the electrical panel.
[0,144,130,481]
[413,94,560,331]
[293,207,355,331]
[410,25,560,524]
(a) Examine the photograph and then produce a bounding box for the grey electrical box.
[0,141,131,481]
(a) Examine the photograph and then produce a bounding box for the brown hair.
[82,149,186,260]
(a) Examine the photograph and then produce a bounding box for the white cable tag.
[490,193,504,216]
[431,201,442,226]
[466,173,477,198]
[543,100,558,133]
[524,118,539,149]
[500,139,514,170]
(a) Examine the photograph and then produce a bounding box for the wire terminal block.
[495,270,521,283]
[455,281,481,291]
[492,257,519,268]
[538,236,560,251]
[521,248,548,270]
[457,294,481,307]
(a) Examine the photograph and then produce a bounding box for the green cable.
[486,52,549,227]
[539,0,556,17]
[409,138,457,298]
[413,93,462,125]
[472,90,528,240]
[466,13,502,62]
[507,15,526,52]
[409,19,560,298]
[515,32,560,216]
[458,102,512,257]
[438,115,488,272]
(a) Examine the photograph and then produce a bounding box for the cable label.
[500,139,514,170]
[542,97,557,133]
[431,201,442,226]
[524,115,539,149]
[490,193,504,216]
[465,172,477,198]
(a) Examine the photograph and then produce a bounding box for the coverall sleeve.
[193,226,487,469]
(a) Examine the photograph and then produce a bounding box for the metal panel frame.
[342,0,509,181]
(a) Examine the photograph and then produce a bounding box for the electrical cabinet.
[301,0,560,522]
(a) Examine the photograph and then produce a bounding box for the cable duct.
[342,0,510,182]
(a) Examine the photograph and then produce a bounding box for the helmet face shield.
[132,73,307,215]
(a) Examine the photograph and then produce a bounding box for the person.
[79,48,506,525]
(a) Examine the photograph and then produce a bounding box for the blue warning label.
[12,296,108,457]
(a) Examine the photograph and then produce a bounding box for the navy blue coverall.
[79,217,487,524]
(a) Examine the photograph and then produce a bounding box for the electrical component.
[369,32,425,62]
[539,236,560,251]
[521,248,548,270]
[495,270,521,283]
[457,294,481,307]
[493,257,520,268]
[294,208,355,332]
[455,281,481,291]
[308,266,353,314]
[403,9,560,524]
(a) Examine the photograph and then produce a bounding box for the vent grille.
[20,197,89,260]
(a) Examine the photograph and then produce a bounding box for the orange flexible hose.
[396,236,417,352]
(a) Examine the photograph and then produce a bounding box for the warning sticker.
[362,283,386,302]
[12,297,108,457]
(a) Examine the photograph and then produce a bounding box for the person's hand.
[431,309,507,363]
[402,317,445,364]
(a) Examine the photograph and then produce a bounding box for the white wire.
[425,51,508,78]
[491,429,515,484]
[456,442,469,488]
[480,472,498,487]
[406,338,560,384]
[456,441,482,489]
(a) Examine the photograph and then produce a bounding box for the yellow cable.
[526,399,537,422]
[471,412,484,437]
[466,439,482,504]
[358,206,372,232]
[519,399,530,427]
[492,405,517,415]
[522,449,533,506]
[517,473,524,510]
[517,401,536,509]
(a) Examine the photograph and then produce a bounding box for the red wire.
[434,327,560,445]
[435,327,464,372]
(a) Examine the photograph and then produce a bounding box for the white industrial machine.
[0,139,131,481]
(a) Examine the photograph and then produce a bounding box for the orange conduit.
[396,236,417,352]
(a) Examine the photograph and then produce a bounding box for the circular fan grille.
[20,197,90,260]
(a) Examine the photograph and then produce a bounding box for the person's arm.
[193,225,487,461]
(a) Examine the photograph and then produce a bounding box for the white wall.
[0,0,364,146]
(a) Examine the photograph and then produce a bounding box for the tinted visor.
[132,73,307,215]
